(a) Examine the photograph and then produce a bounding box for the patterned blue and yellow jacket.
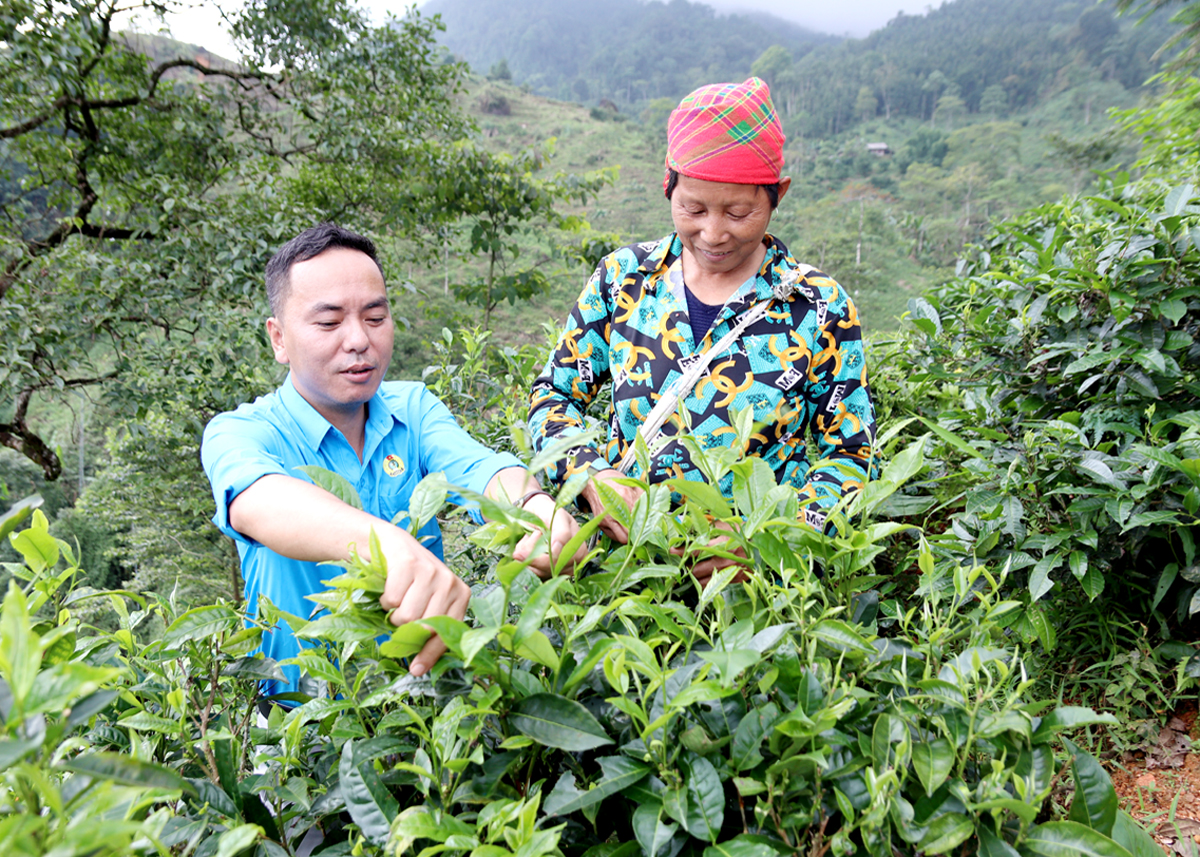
[528,232,877,527]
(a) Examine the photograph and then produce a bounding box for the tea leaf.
[808,620,875,656]
[162,604,240,647]
[544,756,650,816]
[1032,707,1119,742]
[339,740,398,847]
[1112,810,1166,857]
[1022,821,1132,857]
[510,693,612,751]
[663,755,724,842]
[1064,739,1117,837]
[977,827,1022,857]
[633,802,678,857]
[295,465,362,510]
[216,825,263,857]
[514,576,569,648]
[60,753,196,795]
[702,834,790,856]
[911,737,954,796]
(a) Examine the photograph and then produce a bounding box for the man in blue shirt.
[202,224,579,698]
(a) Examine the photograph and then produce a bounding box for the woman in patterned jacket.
[528,77,877,584]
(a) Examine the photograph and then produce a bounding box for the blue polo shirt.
[201,375,521,697]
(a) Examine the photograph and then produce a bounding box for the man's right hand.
[229,474,469,679]
[375,527,471,677]
[579,468,645,544]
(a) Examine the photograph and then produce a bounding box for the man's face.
[670,174,789,280]
[266,247,394,424]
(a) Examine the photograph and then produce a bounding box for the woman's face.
[670,173,790,280]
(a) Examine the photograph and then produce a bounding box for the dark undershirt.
[684,285,723,340]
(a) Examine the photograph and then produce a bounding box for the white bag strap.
[614,262,817,475]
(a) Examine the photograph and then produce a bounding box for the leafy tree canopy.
[0,0,598,481]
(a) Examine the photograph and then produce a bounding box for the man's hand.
[375,526,471,676]
[229,474,468,678]
[579,468,645,544]
[485,466,587,575]
[513,493,585,577]
[672,519,751,587]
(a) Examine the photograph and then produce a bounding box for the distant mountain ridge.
[778,0,1177,137]
[424,0,1179,141]
[422,0,835,105]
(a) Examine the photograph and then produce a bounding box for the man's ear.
[266,317,289,365]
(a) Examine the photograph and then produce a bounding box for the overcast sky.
[126,0,917,57]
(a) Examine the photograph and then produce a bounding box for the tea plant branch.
[189,654,224,785]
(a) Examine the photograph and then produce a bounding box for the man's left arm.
[414,386,583,576]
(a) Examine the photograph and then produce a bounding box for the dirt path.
[1109,707,1200,856]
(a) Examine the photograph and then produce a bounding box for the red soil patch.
[1109,705,1200,855]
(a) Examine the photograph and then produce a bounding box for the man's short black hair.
[265,223,384,318]
[664,169,781,209]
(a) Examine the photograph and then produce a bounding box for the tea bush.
[877,179,1200,686]
[0,432,1162,856]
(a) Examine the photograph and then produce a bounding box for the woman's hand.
[579,468,645,544]
[513,493,586,578]
[672,519,750,587]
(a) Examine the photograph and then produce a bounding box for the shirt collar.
[281,373,399,455]
[361,385,398,464]
[280,374,335,450]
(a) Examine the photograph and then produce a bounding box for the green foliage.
[489,57,513,82]
[1116,0,1200,76]
[898,129,950,172]
[0,441,1162,855]
[420,326,549,457]
[779,0,1172,137]
[74,413,238,609]
[875,175,1200,706]
[436,139,615,328]
[0,0,604,483]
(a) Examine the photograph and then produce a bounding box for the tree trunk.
[856,198,864,269]
[485,252,496,331]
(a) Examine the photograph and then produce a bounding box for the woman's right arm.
[527,262,615,486]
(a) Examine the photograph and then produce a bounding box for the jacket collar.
[636,232,796,310]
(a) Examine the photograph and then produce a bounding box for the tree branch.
[1,53,264,140]
[0,211,154,301]
[0,104,66,139]
[0,391,61,481]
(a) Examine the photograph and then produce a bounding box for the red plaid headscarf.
[664,77,785,195]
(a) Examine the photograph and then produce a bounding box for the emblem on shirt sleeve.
[383,454,406,477]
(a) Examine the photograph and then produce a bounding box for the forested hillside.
[426,0,1176,134]
[779,0,1175,136]
[423,0,835,104]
